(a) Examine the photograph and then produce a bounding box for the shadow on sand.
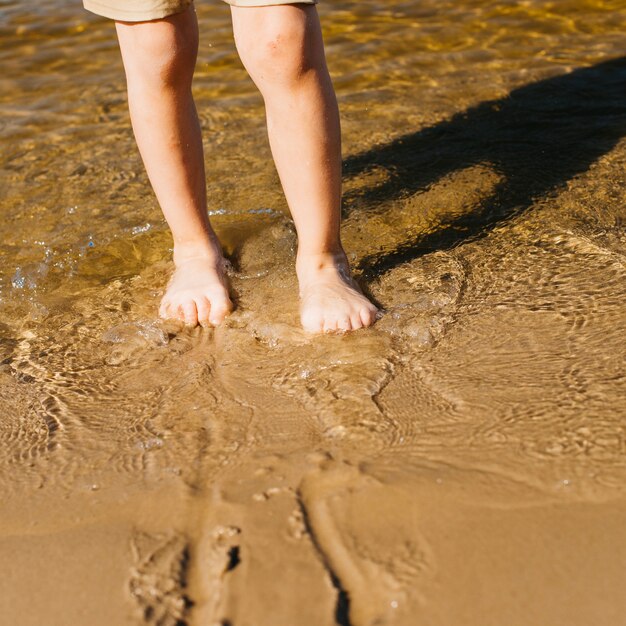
[343,56,626,278]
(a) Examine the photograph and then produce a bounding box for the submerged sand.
[1,1,626,625]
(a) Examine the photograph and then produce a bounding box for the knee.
[236,11,320,89]
[118,11,198,89]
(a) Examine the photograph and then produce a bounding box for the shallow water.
[1,1,625,625]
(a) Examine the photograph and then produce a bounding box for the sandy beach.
[1,1,625,624]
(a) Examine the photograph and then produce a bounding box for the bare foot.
[297,252,379,333]
[159,243,233,327]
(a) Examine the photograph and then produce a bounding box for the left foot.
[296,252,379,333]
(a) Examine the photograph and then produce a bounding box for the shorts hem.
[224,0,317,5]
[83,0,317,21]
[83,0,192,21]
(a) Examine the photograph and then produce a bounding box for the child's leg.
[231,4,378,332]
[115,7,232,326]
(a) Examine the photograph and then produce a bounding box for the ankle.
[296,248,349,276]
[172,236,223,266]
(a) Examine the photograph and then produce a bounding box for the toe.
[323,317,338,333]
[159,299,170,319]
[208,299,231,326]
[300,308,323,333]
[359,306,377,328]
[336,316,352,332]
[350,313,364,330]
[195,297,211,325]
[181,301,198,326]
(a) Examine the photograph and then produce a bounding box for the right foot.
[159,244,233,327]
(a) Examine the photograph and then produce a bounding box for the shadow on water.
[344,56,626,278]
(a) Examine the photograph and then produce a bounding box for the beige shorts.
[84,0,317,22]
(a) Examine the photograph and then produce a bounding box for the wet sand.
[1,1,626,625]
